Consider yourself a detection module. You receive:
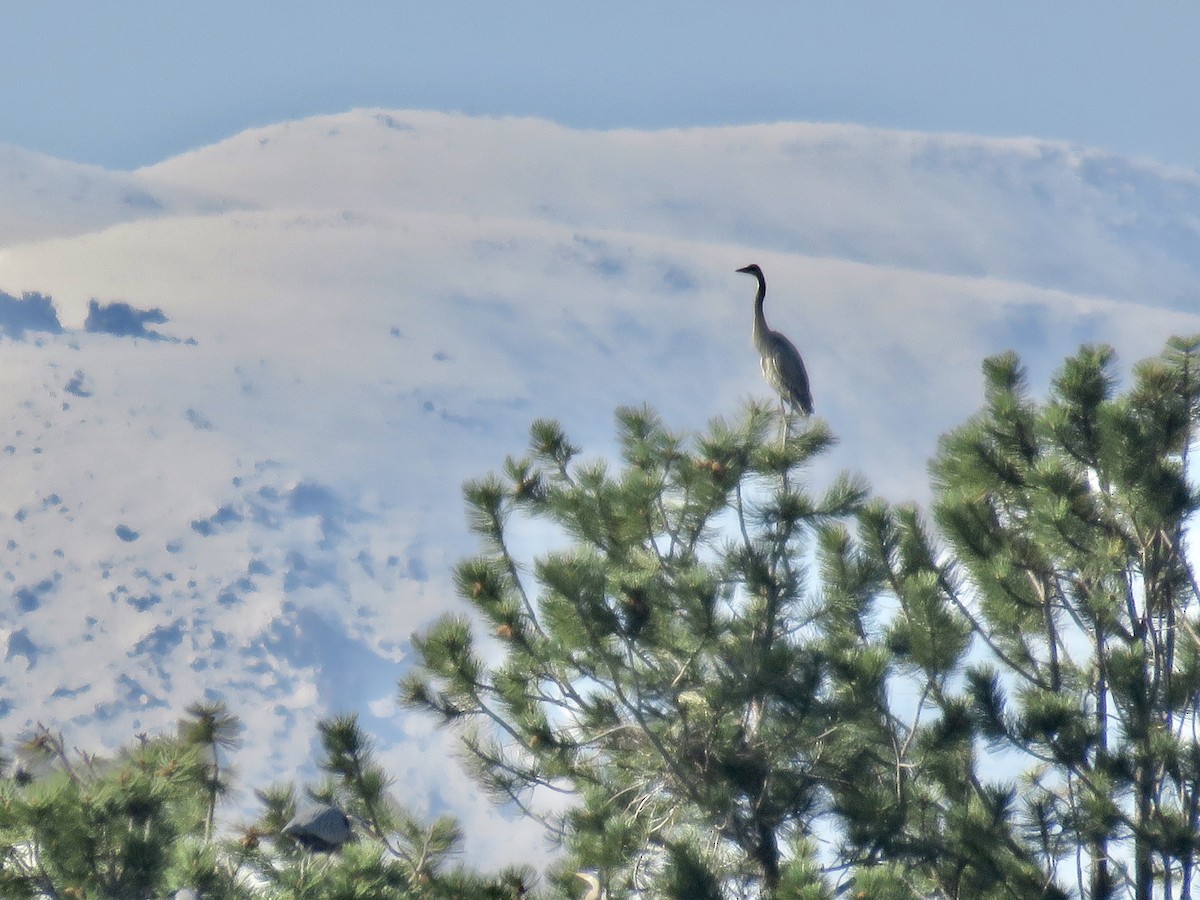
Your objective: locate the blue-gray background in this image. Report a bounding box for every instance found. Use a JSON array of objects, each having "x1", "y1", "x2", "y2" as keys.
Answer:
[{"x1": 5, "y1": 2, "x2": 1198, "y2": 170}]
